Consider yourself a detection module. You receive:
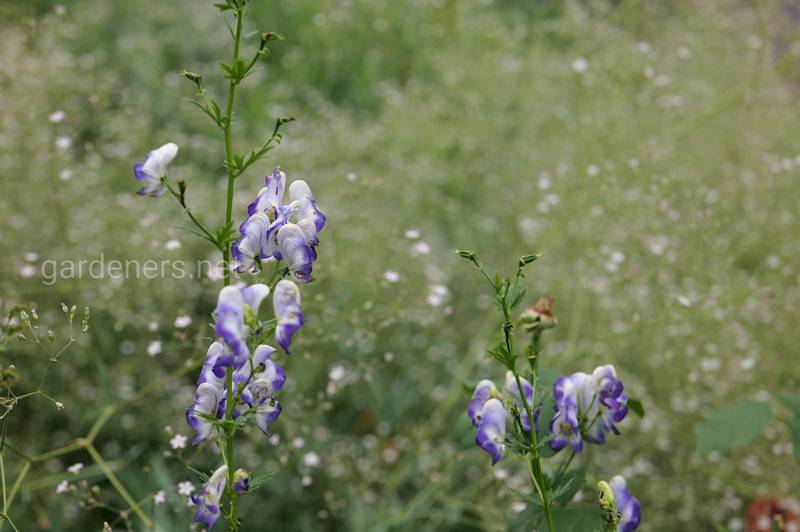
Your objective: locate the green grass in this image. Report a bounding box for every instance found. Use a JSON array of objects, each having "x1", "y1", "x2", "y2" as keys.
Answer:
[{"x1": 1, "y1": 0, "x2": 799, "y2": 530}]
